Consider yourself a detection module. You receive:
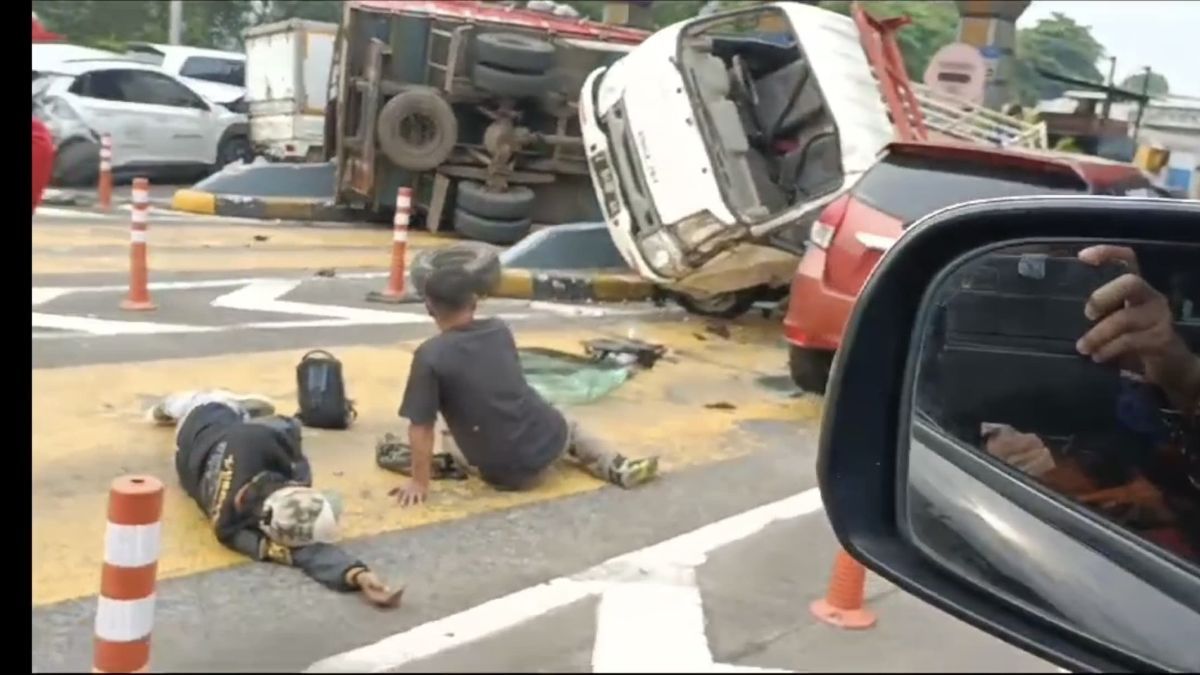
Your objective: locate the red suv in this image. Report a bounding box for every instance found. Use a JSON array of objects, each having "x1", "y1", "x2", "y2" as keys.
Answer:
[{"x1": 783, "y1": 141, "x2": 1163, "y2": 392}]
